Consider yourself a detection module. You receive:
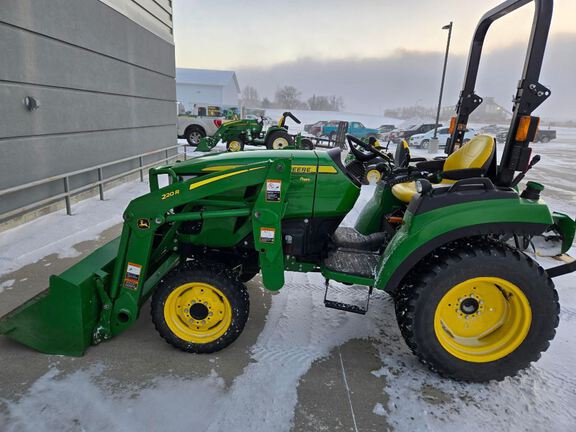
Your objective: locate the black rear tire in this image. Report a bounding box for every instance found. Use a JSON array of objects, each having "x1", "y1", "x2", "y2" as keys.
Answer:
[
  {"x1": 395, "y1": 239, "x2": 559, "y2": 382},
  {"x1": 265, "y1": 130, "x2": 294, "y2": 150},
  {"x1": 151, "y1": 262, "x2": 249, "y2": 353}
]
